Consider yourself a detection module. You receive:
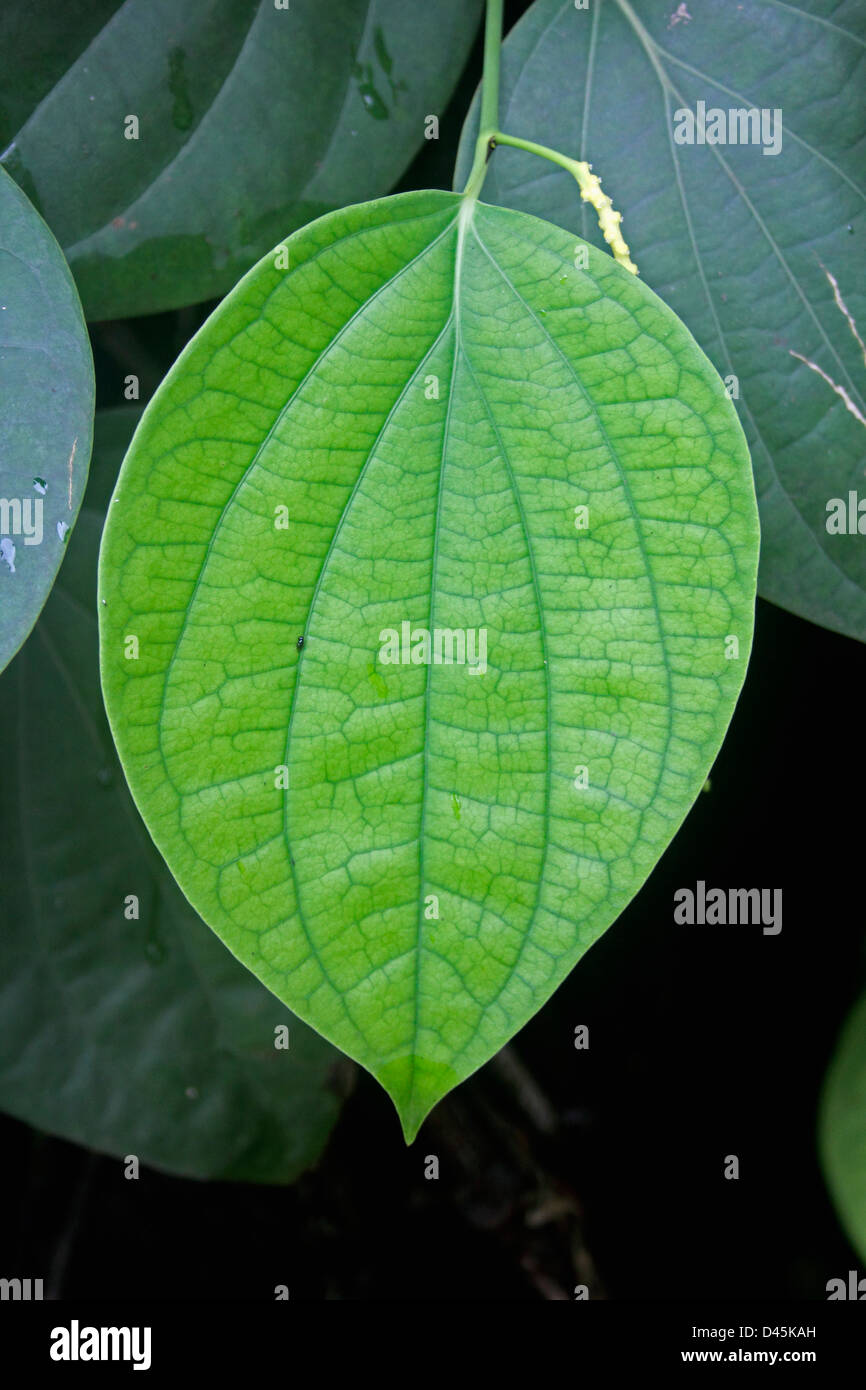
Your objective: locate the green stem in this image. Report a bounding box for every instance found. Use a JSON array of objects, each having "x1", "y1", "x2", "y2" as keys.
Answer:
[
  {"x1": 461, "y1": 0, "x2": 503, "y2": 202},
  {"x1": 479, "y1": 0, "x2": 503, "y2": 137},
  {"x1": 492, "y1": 132, "x2": 582, "y2": 178},
  {"x1": 459, "y1": 3, "x2": 638, "y2": 275}
]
